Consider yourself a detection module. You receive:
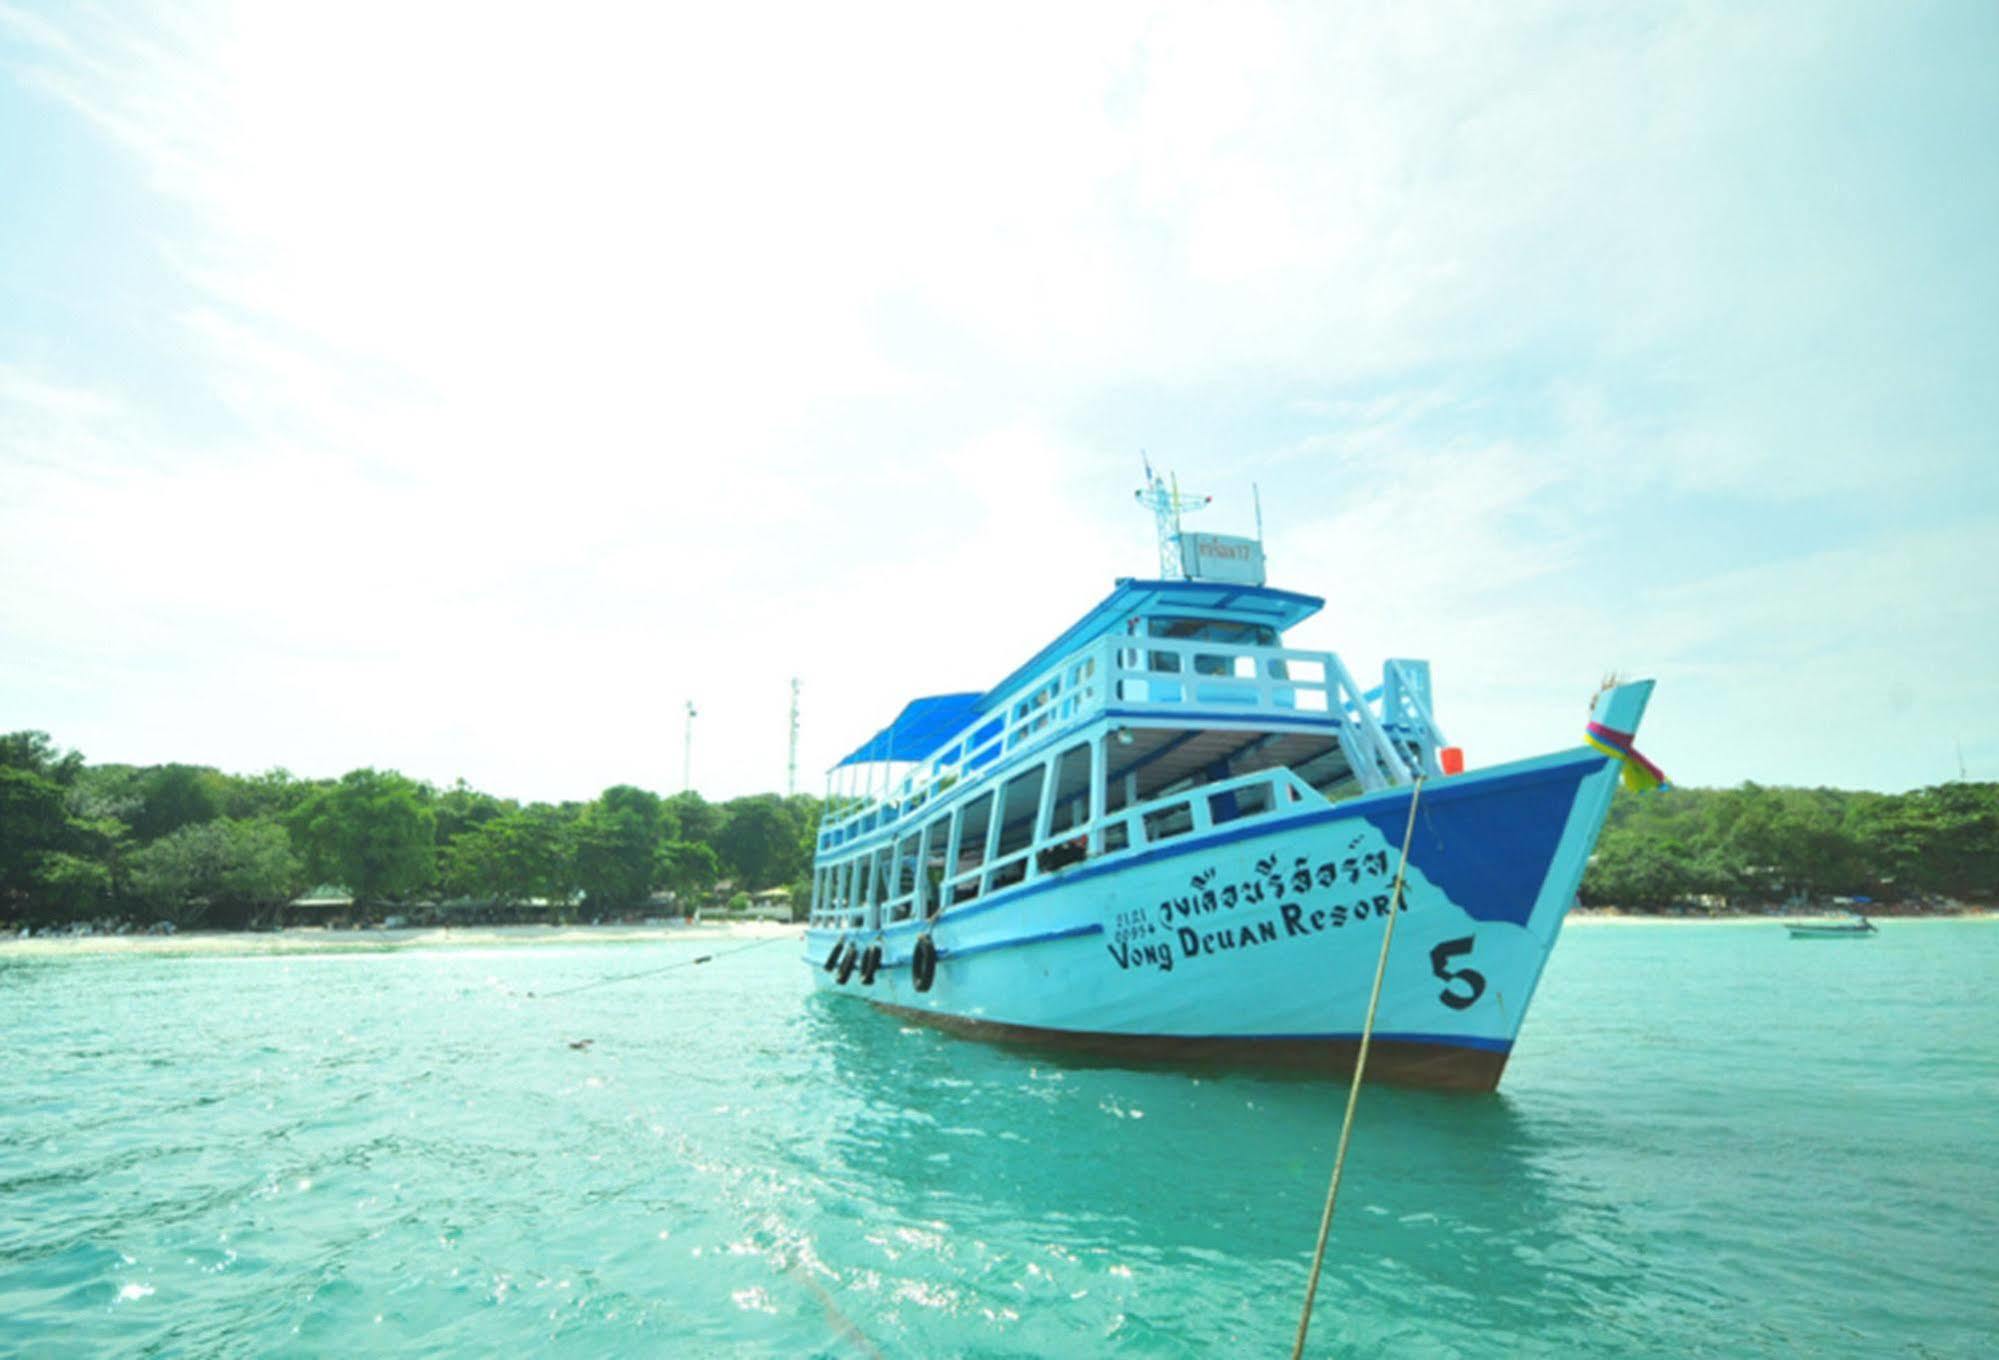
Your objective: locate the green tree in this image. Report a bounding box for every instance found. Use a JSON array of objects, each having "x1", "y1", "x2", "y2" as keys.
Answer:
[
  {"x1": 715, "y1": 794, "x2": 805, "y2": 889},
  {"x1": 288, "y1": 769, "x2": 438, "y2": 905},
  {"x1": 574, "y1": 785, "x2": 665, "y2": 912},
  {"x1": 71, "y1": 763, "x2": 146, "y2": 827},
  {"x1": 785, "y1": 793, "x2": 825, "y2": 877},
  {"x1": 127, "y1": 764, "x2": 229, "y2": 843},
  {"x1": 1, "y1": 764, "x2": 77, "y2": 912},
  {"x1": 1, "y1": 732, "x2": 109, "y2": 922},
  {"x1": 656, "y1": 839, "x2": 721, "y2": 903},
  {"x1": 222, "y1": 768, "x2": 321, "y2": 821},
  {"x1": 430, "y1": 779, "x2": 511, "y2": 849},
  {"x1": 0, "y1": 731, "x2": 83, "y2": 784},
  {"x1": 444, "y1": 804, "x2": 577, "y2": 906},
  {"x1": 1858, "y1": 783, "x2": 1999, "y2": 898},
  {"x1": 32, "y1": 852, "x2": 115, "y2": 922},
  {"x1": 665, "y1": 791, "x2": 721, "y2": 847},
  {"x1": 1582, "y1": 832, "x2": 1698, "y2": 909},
  {"x1": 126, "y1": 818, "x2": 303, "y2": 928}
]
